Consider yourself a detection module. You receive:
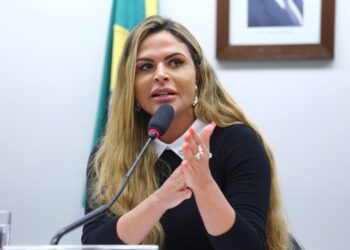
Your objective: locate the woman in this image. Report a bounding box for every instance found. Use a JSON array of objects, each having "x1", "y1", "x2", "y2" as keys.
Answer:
[{"x1": 82, "y1": 16, "x2": 291, "y2": 250}]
